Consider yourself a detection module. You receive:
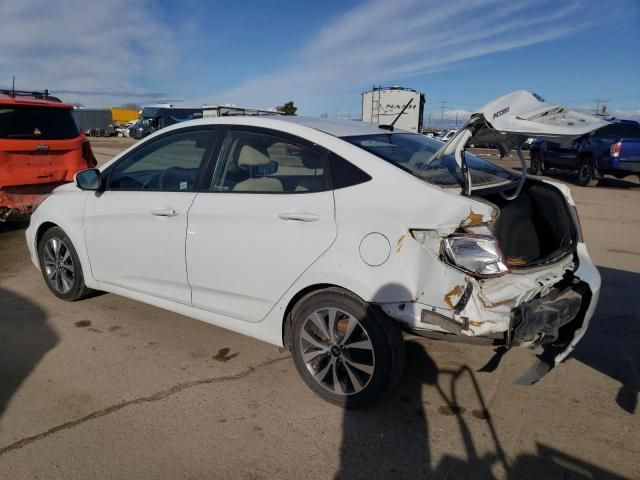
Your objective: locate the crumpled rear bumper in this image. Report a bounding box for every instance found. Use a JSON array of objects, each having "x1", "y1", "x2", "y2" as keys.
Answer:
[{"x1": 380, "y1": 242, "x2": 600, "y2": 370}]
